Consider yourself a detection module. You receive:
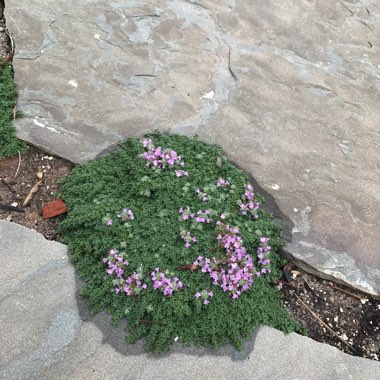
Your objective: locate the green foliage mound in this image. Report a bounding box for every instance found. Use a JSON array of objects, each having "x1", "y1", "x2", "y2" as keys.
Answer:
[
  {"x1": 58, "y1": 133, "x2": 303, "y2": 353},
  {"x1": 0, "y1": 64, "x2": 26, "y2": 158}
]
